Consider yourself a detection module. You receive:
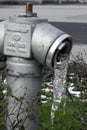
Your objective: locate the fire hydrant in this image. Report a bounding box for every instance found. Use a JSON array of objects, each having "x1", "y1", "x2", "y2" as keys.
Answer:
[{"x1": 0, "y1": 3, "x2": 72, "y2": 130}]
